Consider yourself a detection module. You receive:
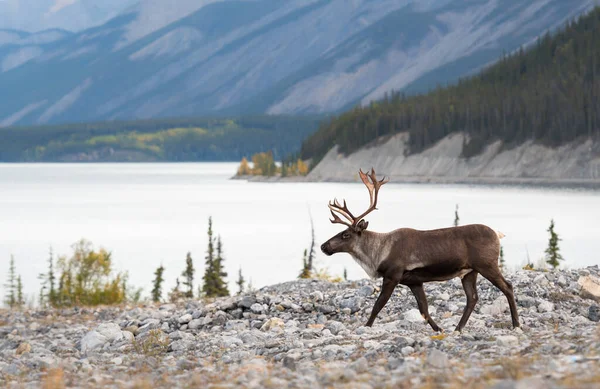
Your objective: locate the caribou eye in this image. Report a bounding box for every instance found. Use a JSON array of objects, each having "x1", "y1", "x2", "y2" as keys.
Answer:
[{"x1": 342, "y1": 232, "x2": 350, "y2": 239}]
